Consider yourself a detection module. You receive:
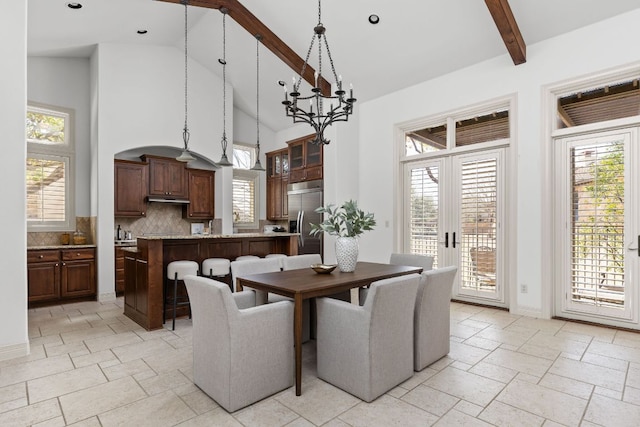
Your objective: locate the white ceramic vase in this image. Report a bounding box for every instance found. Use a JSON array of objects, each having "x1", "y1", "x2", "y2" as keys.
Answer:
[{"x1": 335, "y1": 236, "x2": 359, "y2": 272}]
